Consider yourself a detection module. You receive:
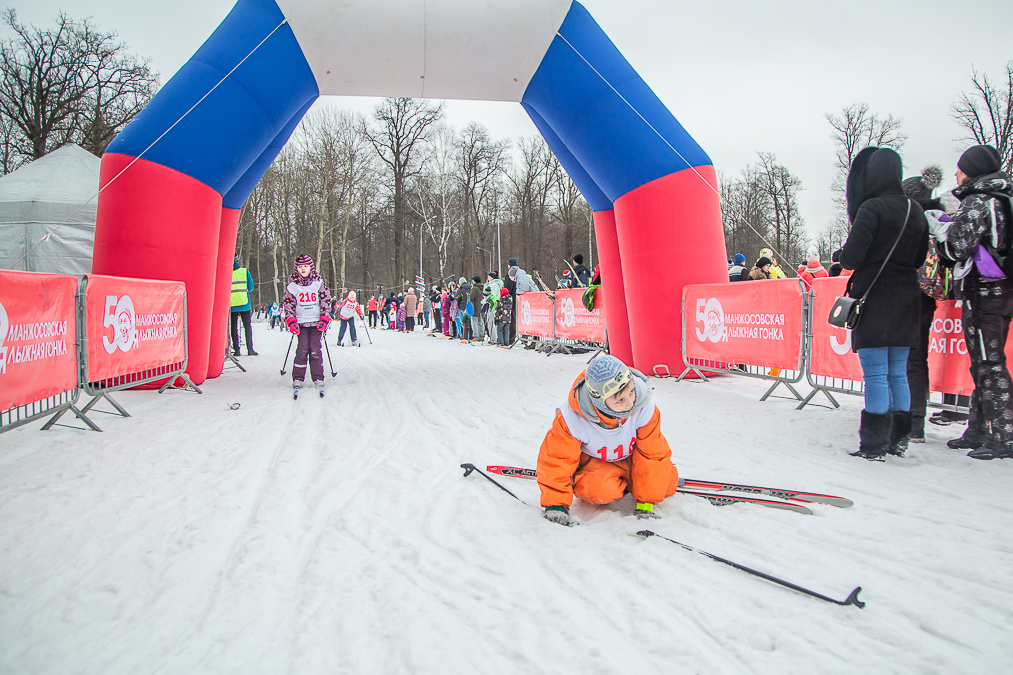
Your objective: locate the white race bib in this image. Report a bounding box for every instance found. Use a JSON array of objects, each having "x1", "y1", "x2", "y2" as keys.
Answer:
[{"x1": 288, "y1": 279, "x2": 323, "y2": 324}]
